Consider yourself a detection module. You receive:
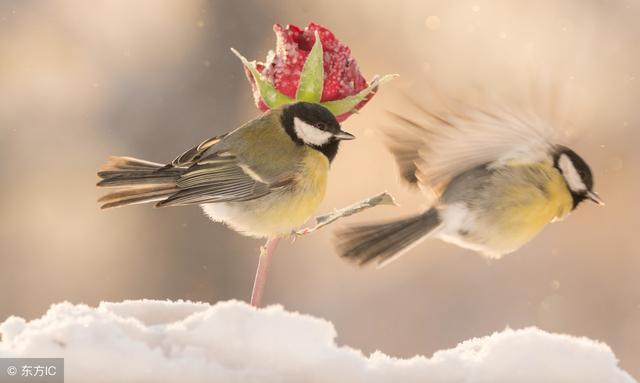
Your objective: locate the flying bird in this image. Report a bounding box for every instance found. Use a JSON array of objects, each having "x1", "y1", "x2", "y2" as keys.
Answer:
[{"x1": 335, "y1": 93, "x2": 603, "y2": 267}]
